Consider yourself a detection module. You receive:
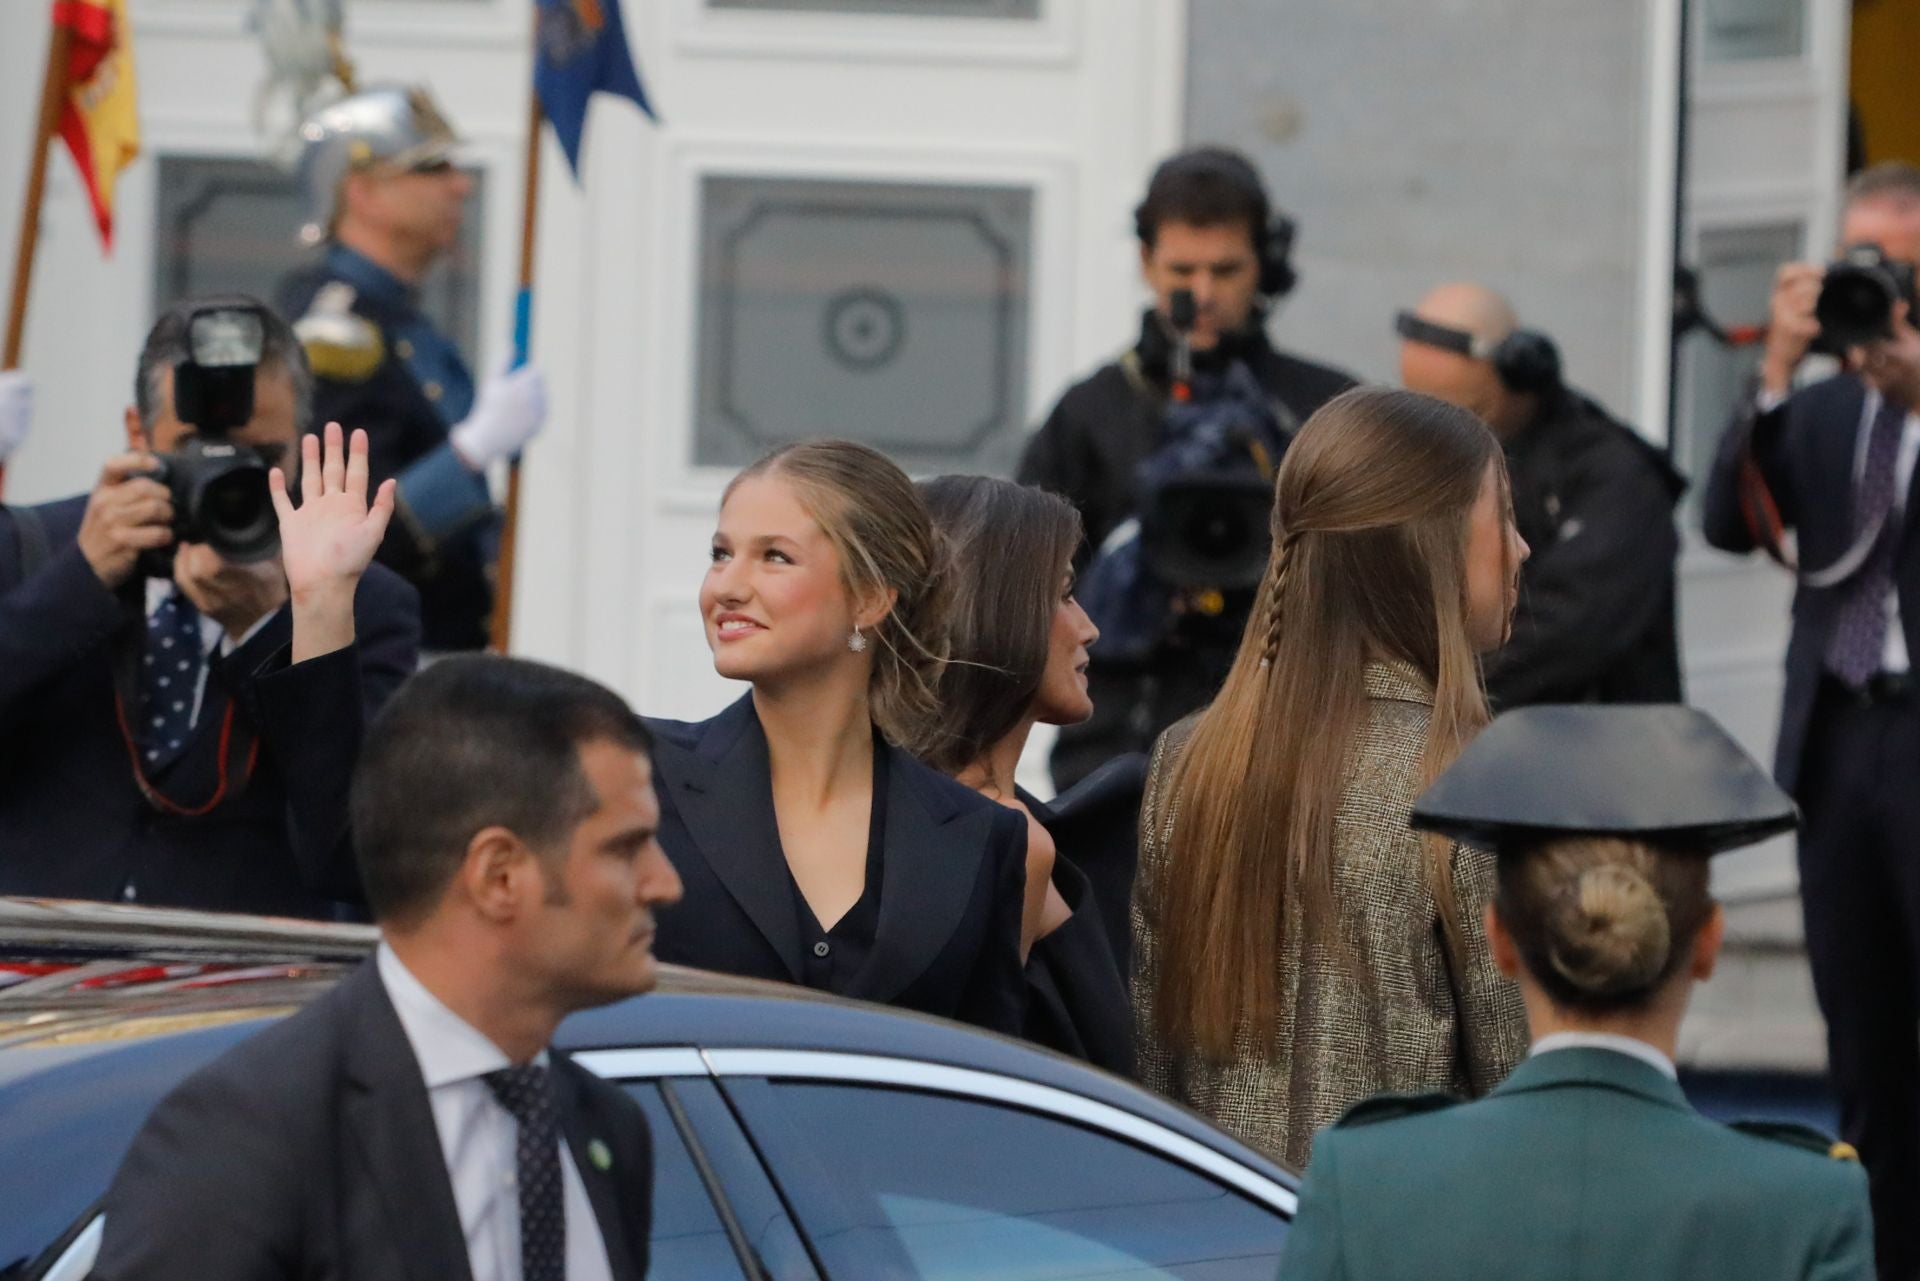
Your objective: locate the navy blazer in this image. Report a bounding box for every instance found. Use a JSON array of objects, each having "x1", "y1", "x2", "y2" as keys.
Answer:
[
  {"x1": 647, "y1": 694, "x2": 1028, "y2": 1035},
  {"x1": 1702, "y1": 374, "x2": 1920, "y2": 792},
  {"x1": 96, "y1": 961, "x2": 653, "y2": 1281},
  {"x1": 0, "y1": 495, "x2": 420, "y2": 915}
]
